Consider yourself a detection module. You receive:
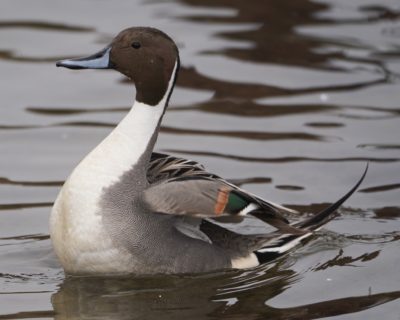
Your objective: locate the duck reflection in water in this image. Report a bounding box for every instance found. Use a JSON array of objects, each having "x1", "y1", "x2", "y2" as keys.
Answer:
[{"x1": 49, "y1": 259, "x2": 400, "y2": 320}]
